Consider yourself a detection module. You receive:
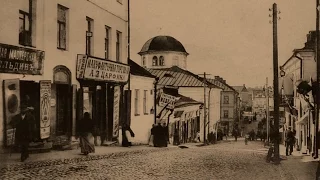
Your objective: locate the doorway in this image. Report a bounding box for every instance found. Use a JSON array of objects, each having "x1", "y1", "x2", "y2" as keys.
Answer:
[
  {"x1": 56, "y1": 84, "x2": 72, "y2": 136},
  {"x1": 20, "y1": 81, "x2": 40, "y2": 140}
]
